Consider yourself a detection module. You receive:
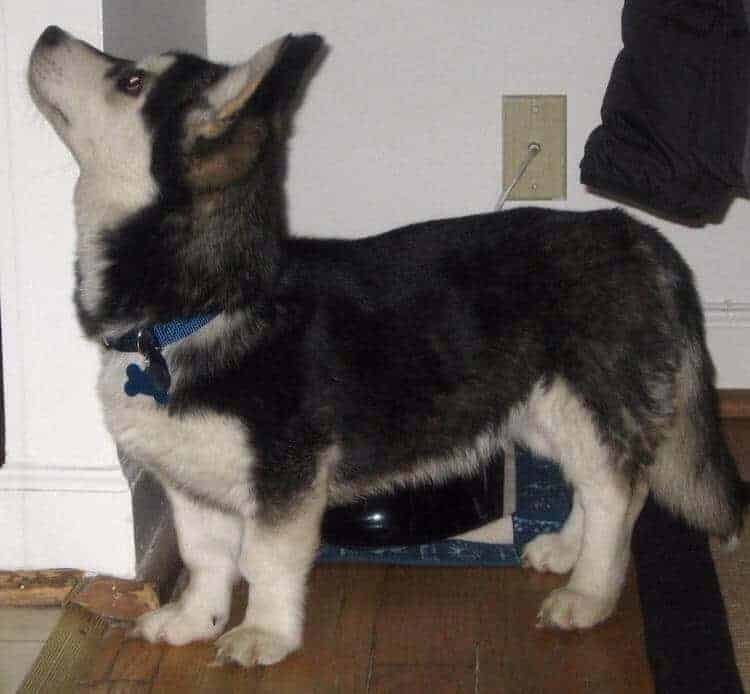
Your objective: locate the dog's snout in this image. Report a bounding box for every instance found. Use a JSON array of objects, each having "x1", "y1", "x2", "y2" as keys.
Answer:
[{"x1": 39, "y1": 25, "x2": 66, "y2": 47}]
